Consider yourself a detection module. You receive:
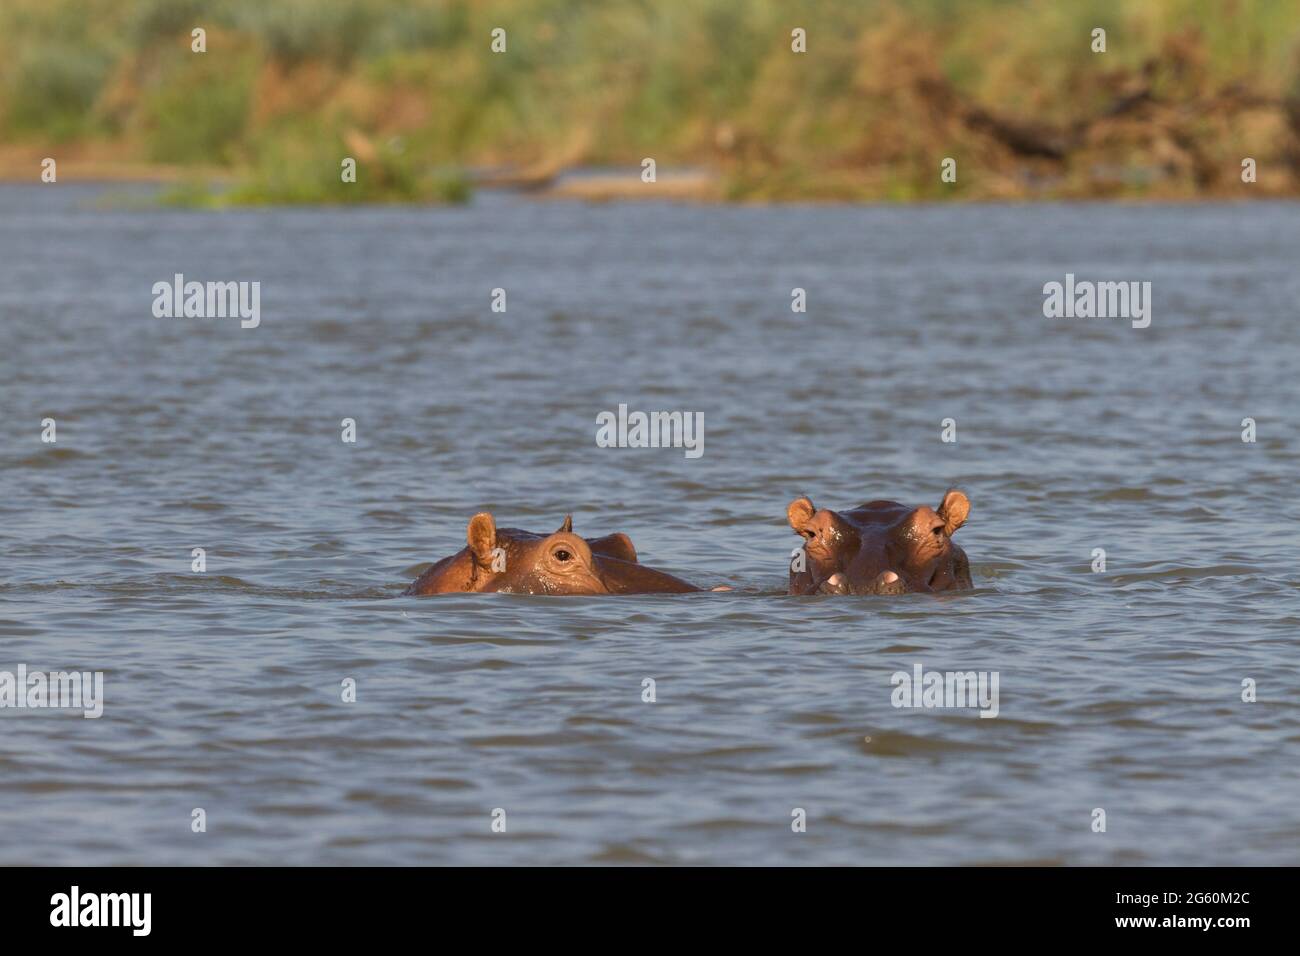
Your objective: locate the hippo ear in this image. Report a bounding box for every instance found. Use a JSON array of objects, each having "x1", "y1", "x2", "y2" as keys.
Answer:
[
  {"x1": 938, "y1": 490, "x2": 970, "y2": 535},
  {"x1": 787, "y1": 496, "x2": 816, "y2": 534},
  {"x1": 467, "y1": 512, "x2": 498, "y2": 563},
  {"x1": 588, "y1": 532, "x2": 637, "y2": 563},
  {"x1": 557, "y1": 515, "x2": 573, "y2": 534}
]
